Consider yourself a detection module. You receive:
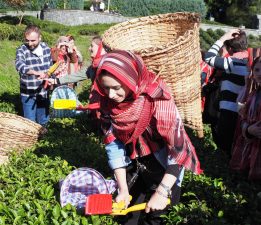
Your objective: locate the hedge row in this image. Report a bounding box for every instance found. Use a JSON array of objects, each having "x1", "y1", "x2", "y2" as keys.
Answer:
[
  {"x1": 0, "y1": 15, "x2": 113, "y2": 41},
  {"x1": 111, "y1": 0, "x2": 207, "y2": 18},
  {"x1": 0, "y1": 23, "x2": 55, "y2": 45},
  {"x1": 1, "y1": 15, "x2": 261, "y2": 51}
]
